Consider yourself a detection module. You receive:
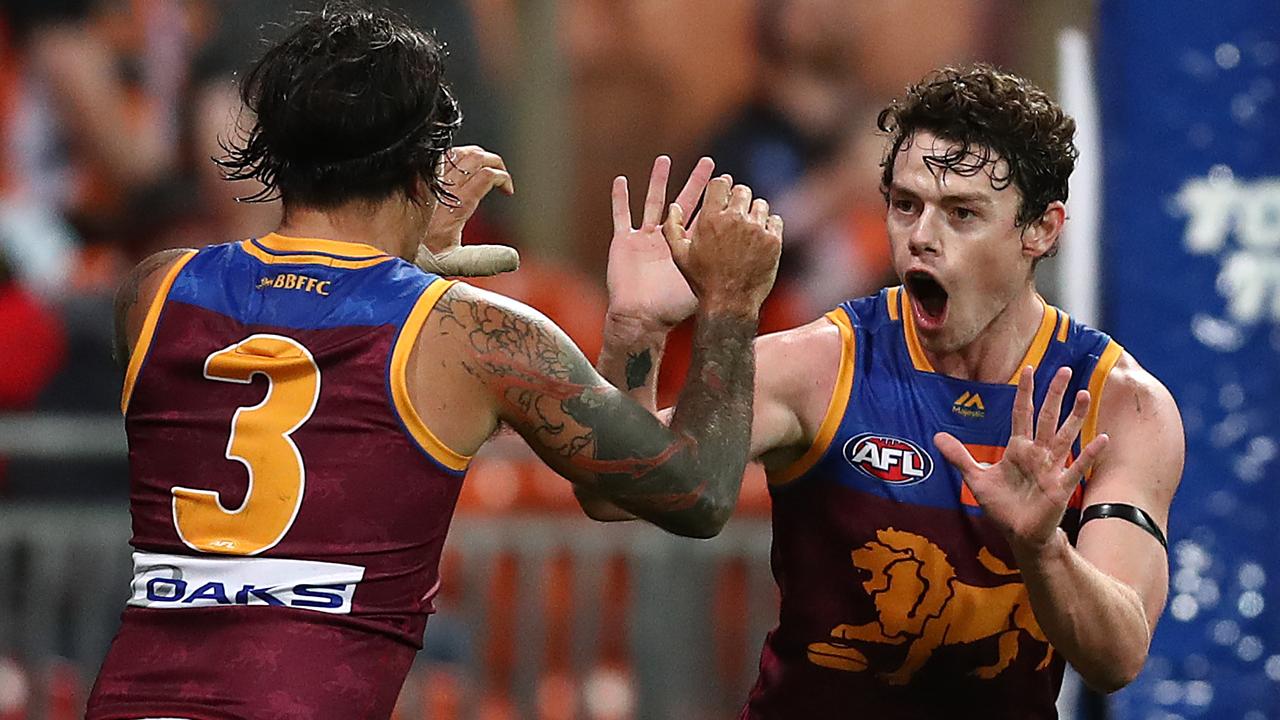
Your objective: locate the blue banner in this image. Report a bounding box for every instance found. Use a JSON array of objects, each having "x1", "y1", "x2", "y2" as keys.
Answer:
[{"x1": 1099, "y1": 1, "x2": 1280, "y2": 717}]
